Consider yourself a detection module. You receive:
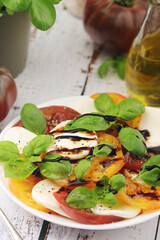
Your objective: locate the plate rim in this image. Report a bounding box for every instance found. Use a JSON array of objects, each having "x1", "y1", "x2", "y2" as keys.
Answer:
[{"x1": 0, "y1": 95, "x2": 160, "y2": 230}]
